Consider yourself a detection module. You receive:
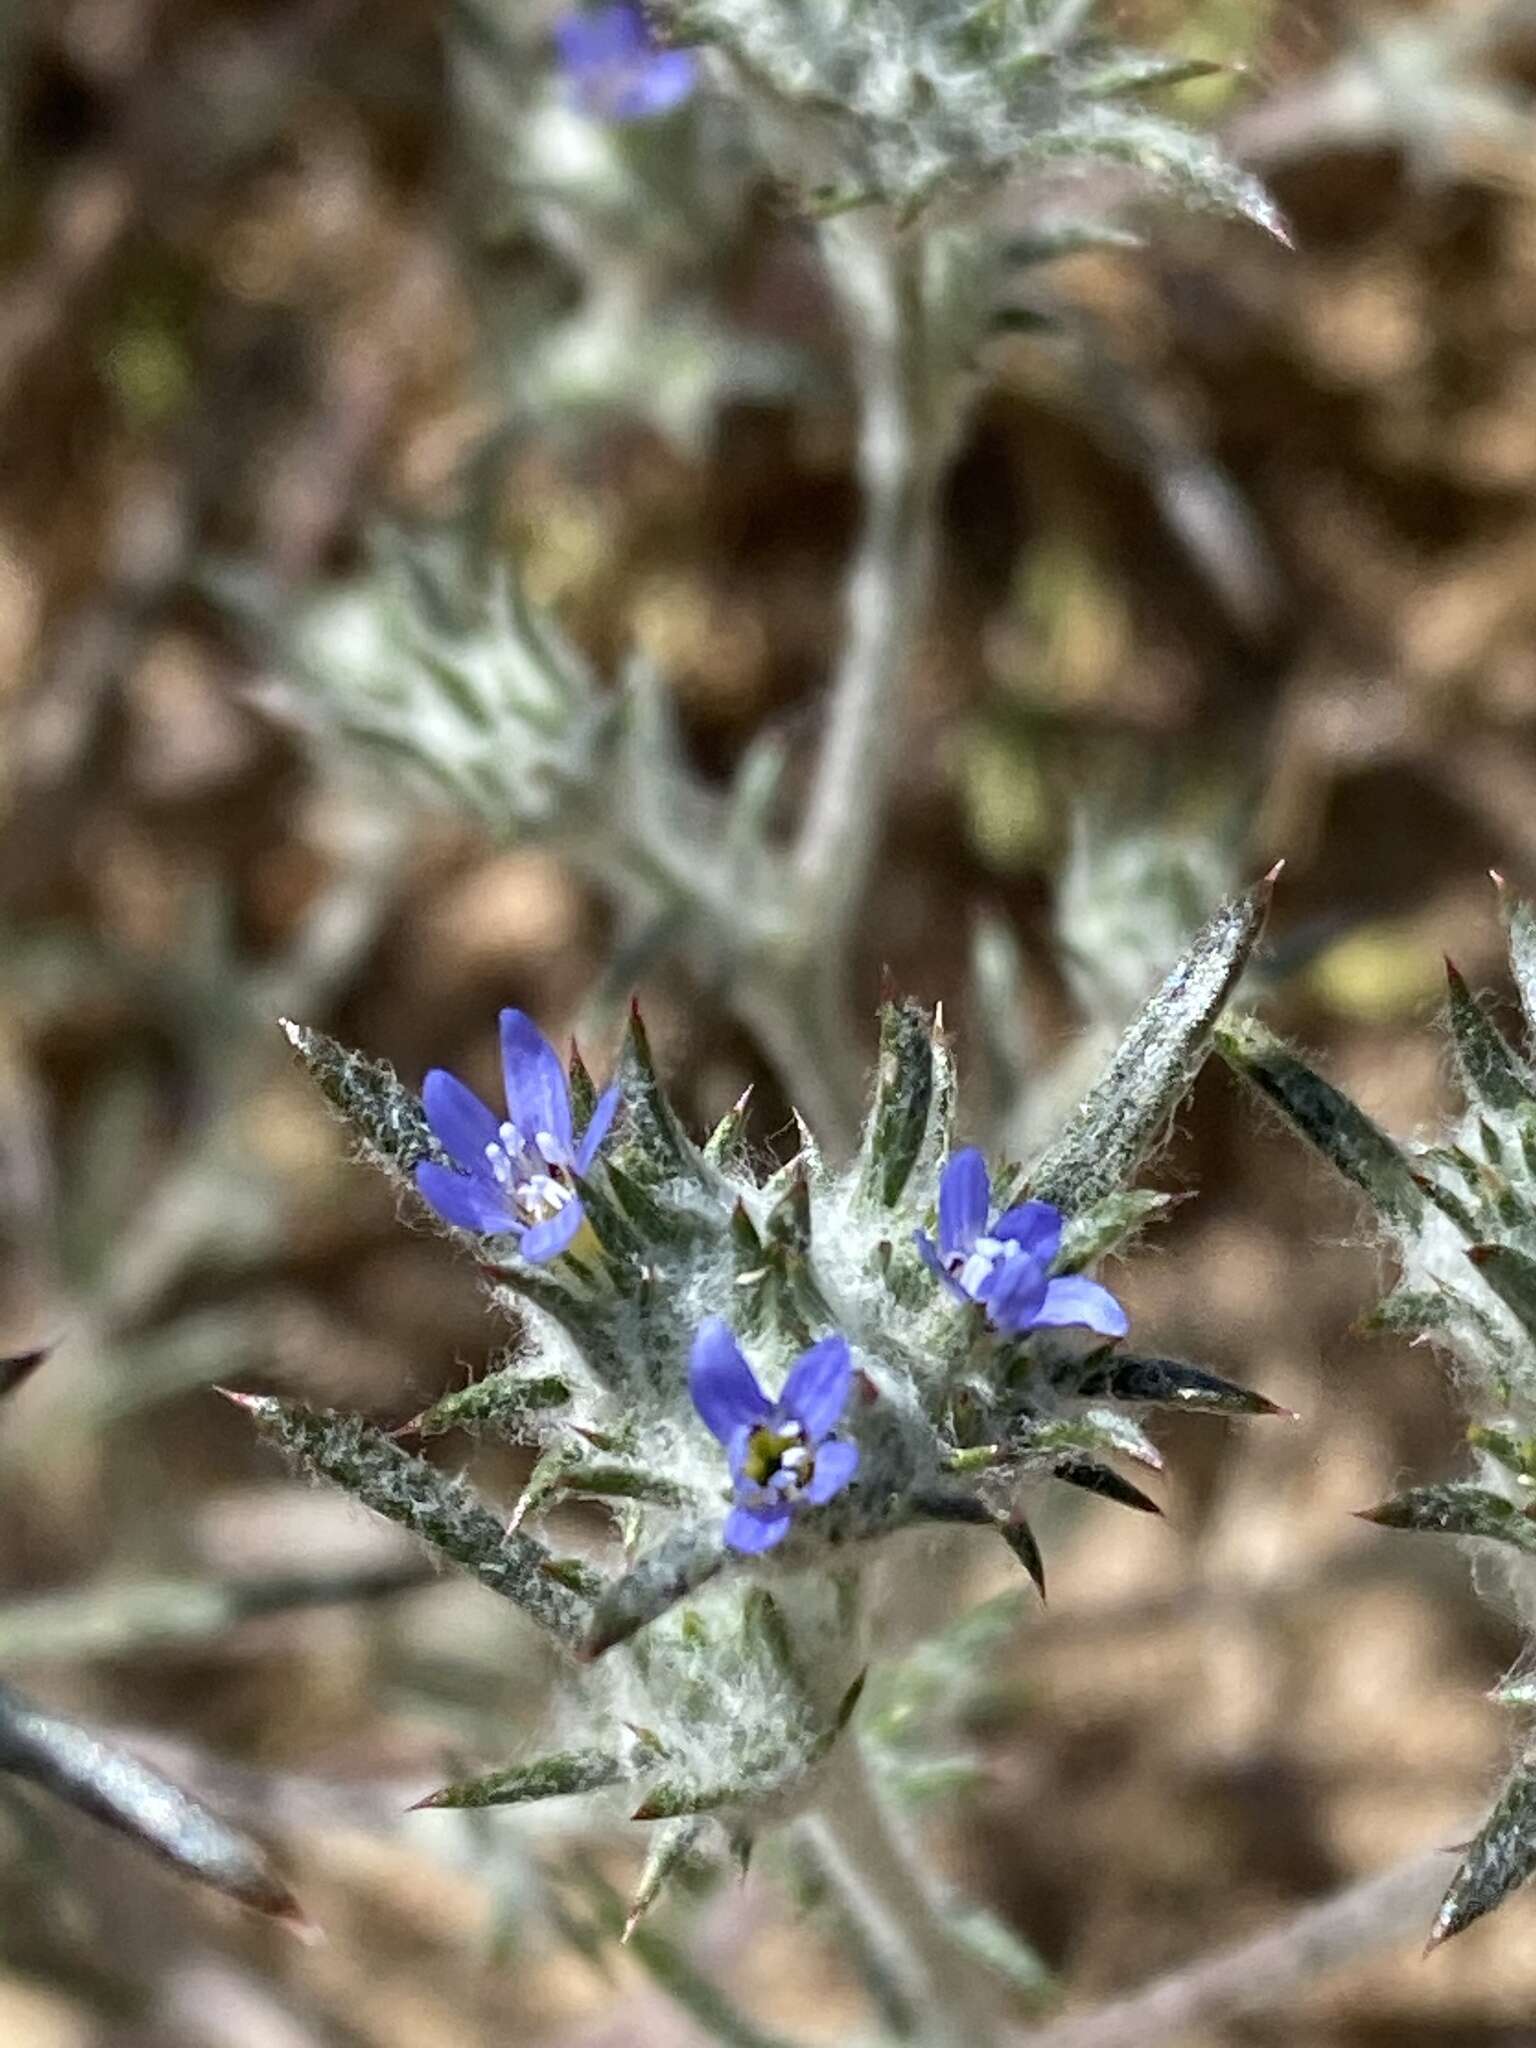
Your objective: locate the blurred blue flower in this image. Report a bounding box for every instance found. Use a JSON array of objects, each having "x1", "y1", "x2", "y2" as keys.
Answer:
[
  {"x1": 916, "y1": 1148, "x2": 1128, "y2": 1341},
  {"x1": 415, "y1": 1009, "x2": 619, "y2": 1260},
  {"x1": 552, "y1": 4, "x2": 698, "y2": 122},
  {"x1": 689, "y1": 1320, "x2": 860, "y2": 1554}
]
